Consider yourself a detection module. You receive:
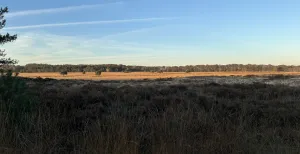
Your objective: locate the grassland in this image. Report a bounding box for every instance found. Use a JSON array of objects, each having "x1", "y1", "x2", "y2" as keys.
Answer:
[{"x1": 19, "y1": 71, "x2": 300, "y2": 80}]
